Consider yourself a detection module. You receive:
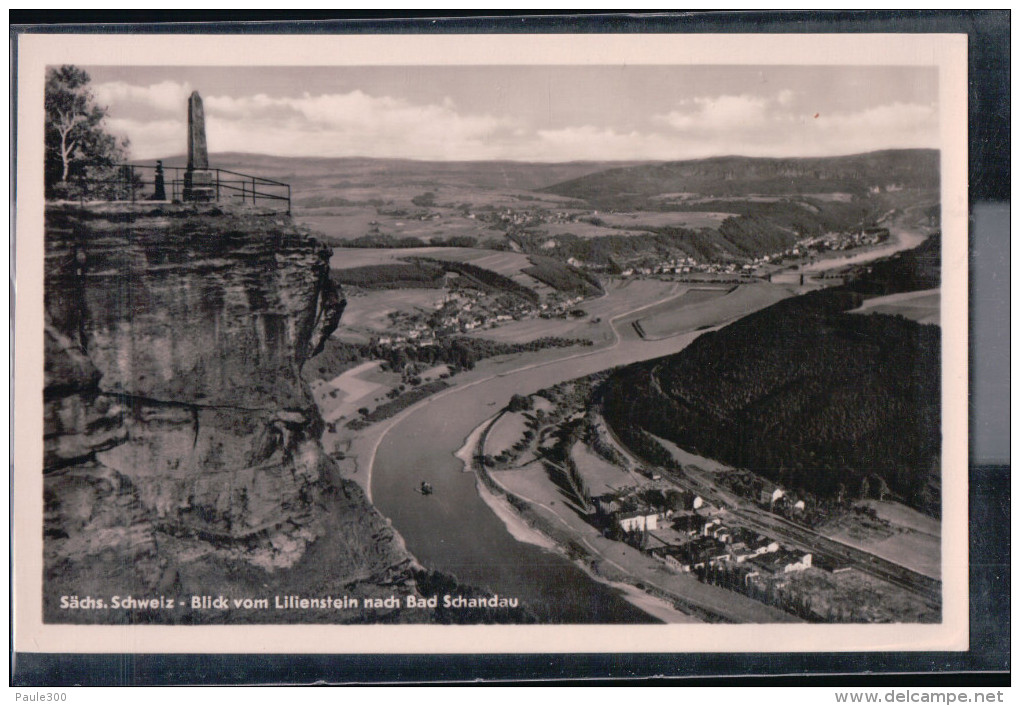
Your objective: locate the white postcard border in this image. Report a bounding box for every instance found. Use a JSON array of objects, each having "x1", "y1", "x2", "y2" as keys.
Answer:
[{"x1": 14, "y1": 31, "x2": 969, "y2": 654}]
